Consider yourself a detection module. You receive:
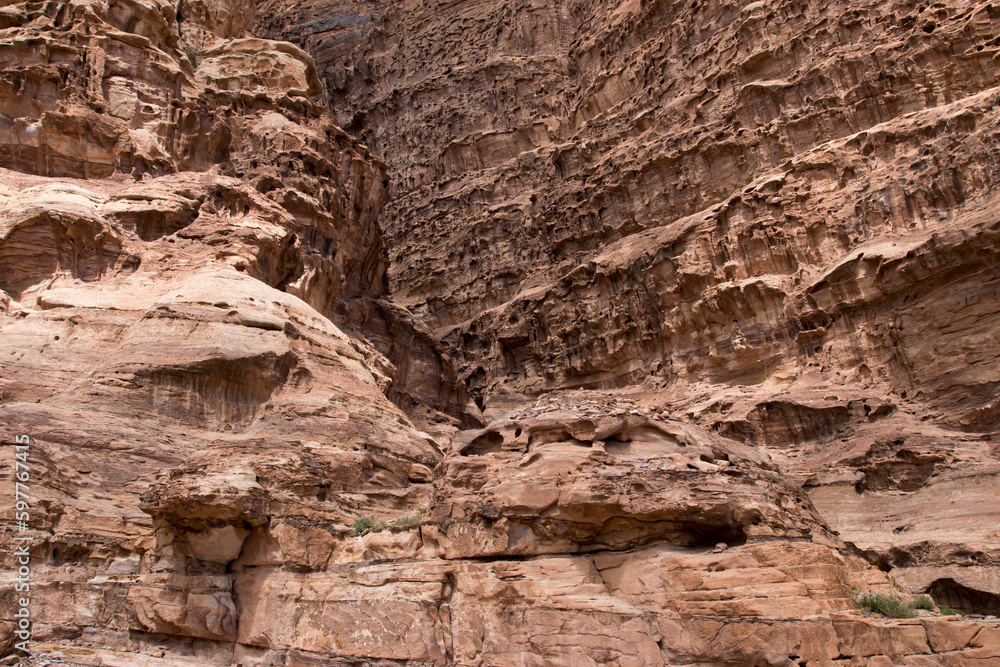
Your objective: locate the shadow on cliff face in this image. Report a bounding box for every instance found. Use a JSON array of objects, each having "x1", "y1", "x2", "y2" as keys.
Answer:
[
  {"x1": 854, "y1": 445, "x2": 945, "y2": 493},
  {"x1": 0, "y1": 197, "x2": 130, "y2": 300},
  {"x1": 926, "y1": 578, "x2": 1000, "y2": 615},
  {"x1": 437, "y1": 409, "x2": 832, "y2": 558},
  {"x1": 140, "y1": 353, "x2": 298, "y2": 430},
  {"x1": 715, "y1": 400, "x2": 852, "y2": 447}
]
